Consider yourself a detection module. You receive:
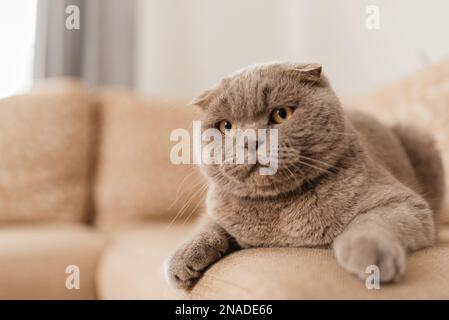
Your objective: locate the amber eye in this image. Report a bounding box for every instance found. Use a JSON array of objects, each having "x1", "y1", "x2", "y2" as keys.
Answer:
[
  {"x1": 270, "y1": 106, "x2": 294, "y2": 124},
  {"x1": 218, "y1": 120, "x2": 234, "y2": 133}
]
